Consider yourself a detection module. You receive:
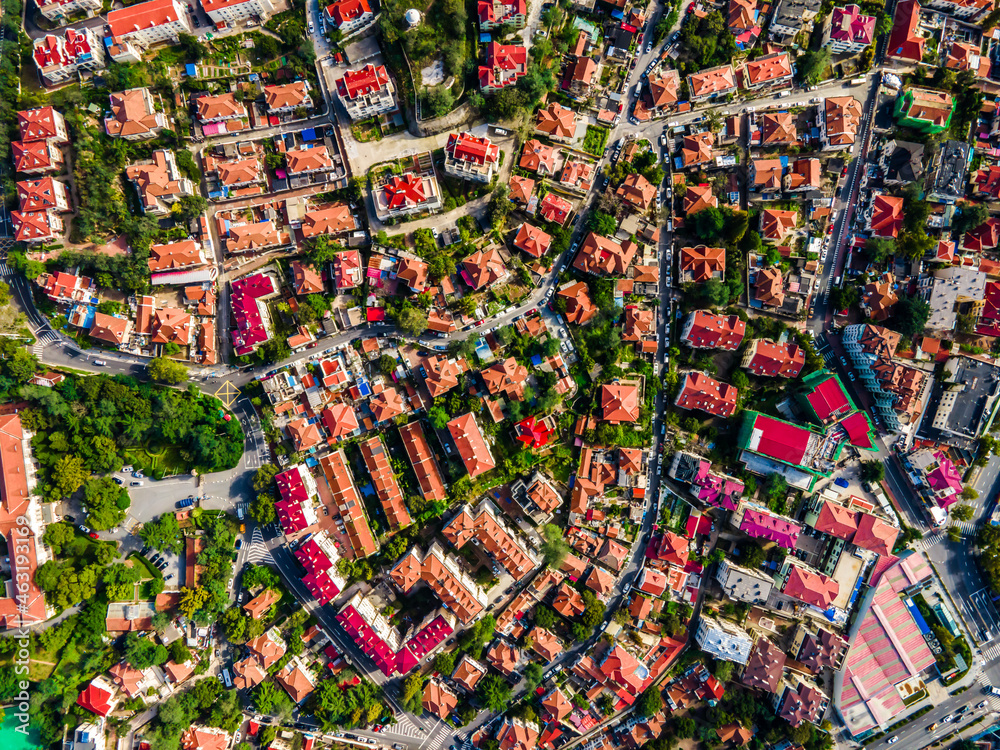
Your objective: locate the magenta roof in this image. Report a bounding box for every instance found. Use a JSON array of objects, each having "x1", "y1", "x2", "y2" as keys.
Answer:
[
  {"x1": 806, "y1": 375, "x2": 852, "y2": 422},
  {"x1": 829, "y1": 4, "x2": 875, "y2": 46},
  {"x1": 740, "y1": 508, "x2": 800, "y2": 550},
  {"x1": 696, "y1": 473, "x2": 743, "y2": 511},
  {"x1": 926, "y1": 452, "x2": 962, "y2": 502},
  {"x1": 748, "y1": 413, "x2": 812, "y2": 465},
  {"x1": 840, "y1": 411, "x2": 874, "y2": 449},
  {"x1": 295, "y1": 538, "x2": 334, "y2": 575},
  {"x1": 276, "y1": 498, "x2": 309, "y2": 534},
  {"x1": 302, "y1": 570, "x2": 340, "y2": 605},
  {"x1": 336, "y1": 605, "x2": 397, "y2": 676}
]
